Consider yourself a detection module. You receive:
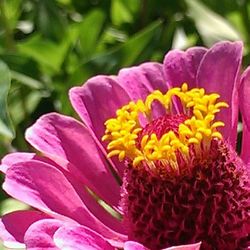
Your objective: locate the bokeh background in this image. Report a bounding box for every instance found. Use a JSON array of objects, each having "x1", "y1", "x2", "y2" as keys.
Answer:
[{"x1": 0, "y1": 0, "x2": 249, "y2": 247}]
